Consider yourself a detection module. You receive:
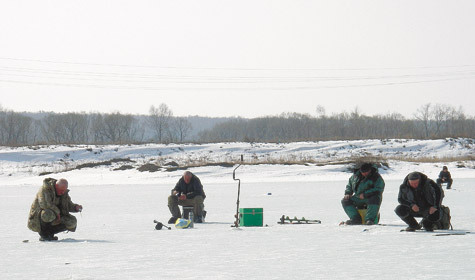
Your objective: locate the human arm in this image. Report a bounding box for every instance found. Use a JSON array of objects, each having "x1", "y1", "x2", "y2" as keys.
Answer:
[
  {"x1": 344, "y1": 176, "x2": 354, "y2": 198},
  {"x1": 398, "y1": 184, "x2": 414, "y2": 207},
  {"x1": 362, "y1": 176, "x2": 385, "y2": 198},
  {"x1": 172, "y1": 179, "x2": 184, "y2": 196},
  {"x1": 428, "y1": 181, "x2": 442, "y2": 207},
  {"x1": 60, "y1": 192, "x2": 82, "y2": 213}
]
